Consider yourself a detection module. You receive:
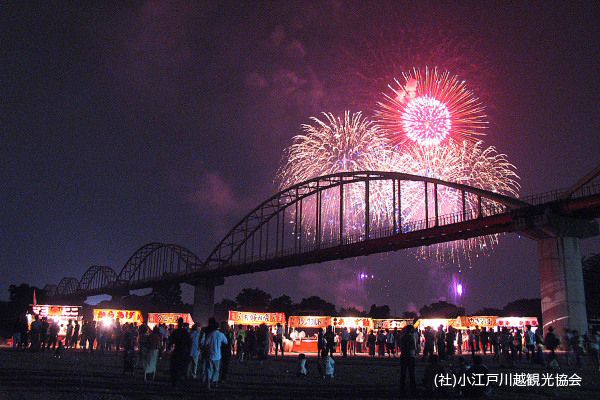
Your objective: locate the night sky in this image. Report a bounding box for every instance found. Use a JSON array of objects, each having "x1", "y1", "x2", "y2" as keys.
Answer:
[{"x1": 3, "y1": 1, "x2": 600, "y2": 314}]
